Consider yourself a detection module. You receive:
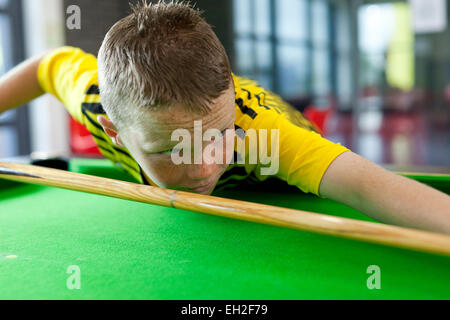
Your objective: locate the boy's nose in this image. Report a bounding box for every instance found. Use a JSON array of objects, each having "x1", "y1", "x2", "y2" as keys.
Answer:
[
  {"x1": 188, "y1": 149, "x2": 218, "y2": 180},
  {"x1": 189, "y1": 159, "x2": 217, "y2": 180}
]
